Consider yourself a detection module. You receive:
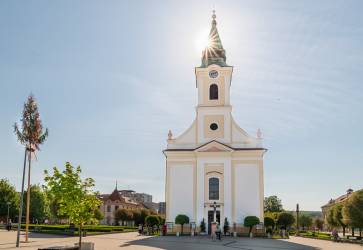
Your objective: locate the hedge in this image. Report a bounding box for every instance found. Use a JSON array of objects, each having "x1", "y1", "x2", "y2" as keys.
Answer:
[{"x1": 19, "y1": 224, "x2": 137, "y2": 233}]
